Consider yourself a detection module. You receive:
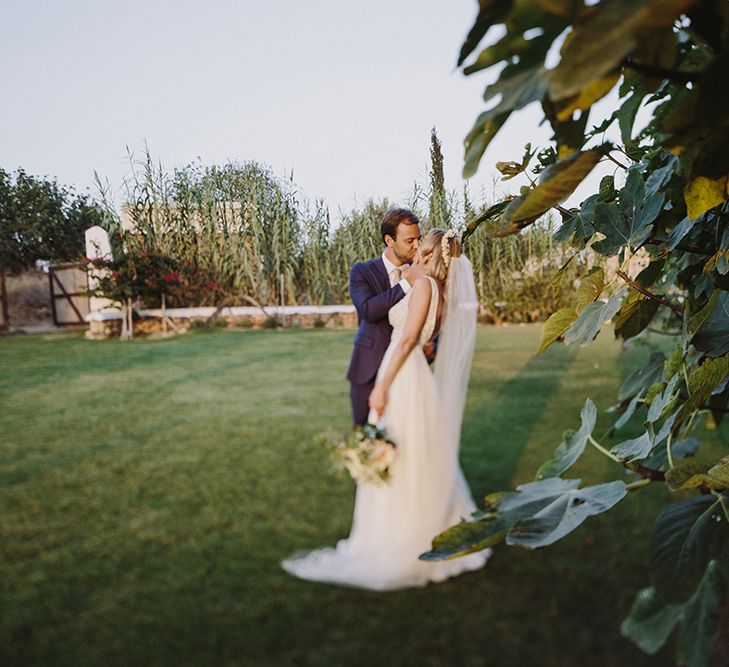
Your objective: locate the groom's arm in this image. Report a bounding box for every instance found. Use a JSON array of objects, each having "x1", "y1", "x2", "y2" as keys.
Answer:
[{"x1": 349, "y1": 262, "x2": 406, "y2": 323}]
